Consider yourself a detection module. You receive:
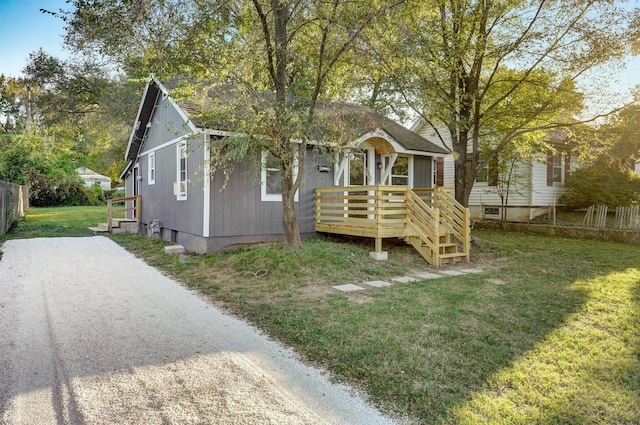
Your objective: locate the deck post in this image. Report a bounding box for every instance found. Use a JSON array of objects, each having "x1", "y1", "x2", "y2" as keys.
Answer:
[
  {"x1": 107, "y1": 199, "x2": 113, "y2": 233},
  {"x1": 375, "y1": 237, "x2": 382, "y2": 252},
  {"x1": 369, "y1": 186, "x2": 388, "y2": 260}
]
